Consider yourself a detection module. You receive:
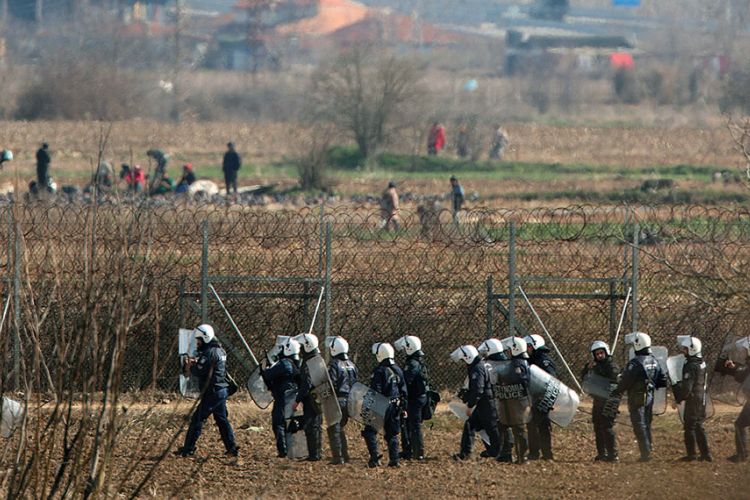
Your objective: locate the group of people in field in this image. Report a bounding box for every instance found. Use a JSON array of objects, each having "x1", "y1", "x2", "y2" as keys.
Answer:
[
  {"x1": 10, "y1": 141, "x2": 243, "y2": 199},
  {"x1": 177, "y1": 324, "x2": 750, "y2": 467},
  {"x1": 427, "y1": 122, "x2": 509, "y2": 161}
]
